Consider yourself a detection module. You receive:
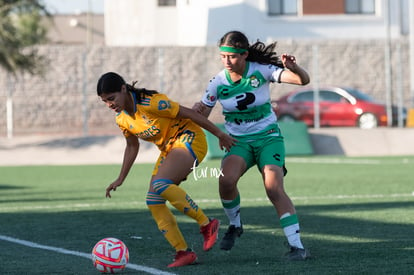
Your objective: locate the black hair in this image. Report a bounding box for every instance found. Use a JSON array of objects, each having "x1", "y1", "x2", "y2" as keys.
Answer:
[
  {"x1": 96, "y1": 72, "x2": 158, "y2": 102},
  {"x1": 218, "y1": 30, "x2": 283, "y2": 67}
]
